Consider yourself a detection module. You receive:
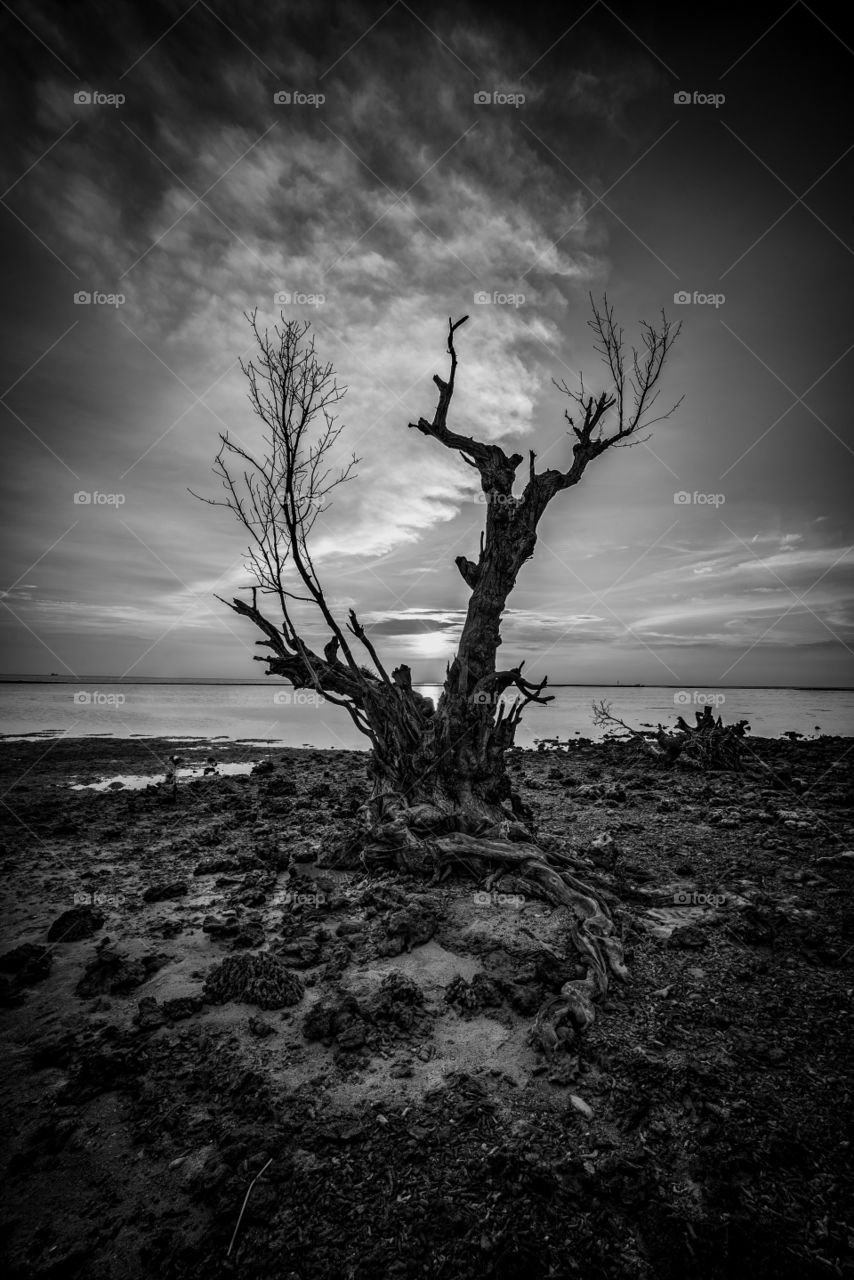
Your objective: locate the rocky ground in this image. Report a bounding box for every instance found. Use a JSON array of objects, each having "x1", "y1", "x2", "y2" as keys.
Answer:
[{"x1": 1, "y1": 732, "x2": 853, "y2": 1279}]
